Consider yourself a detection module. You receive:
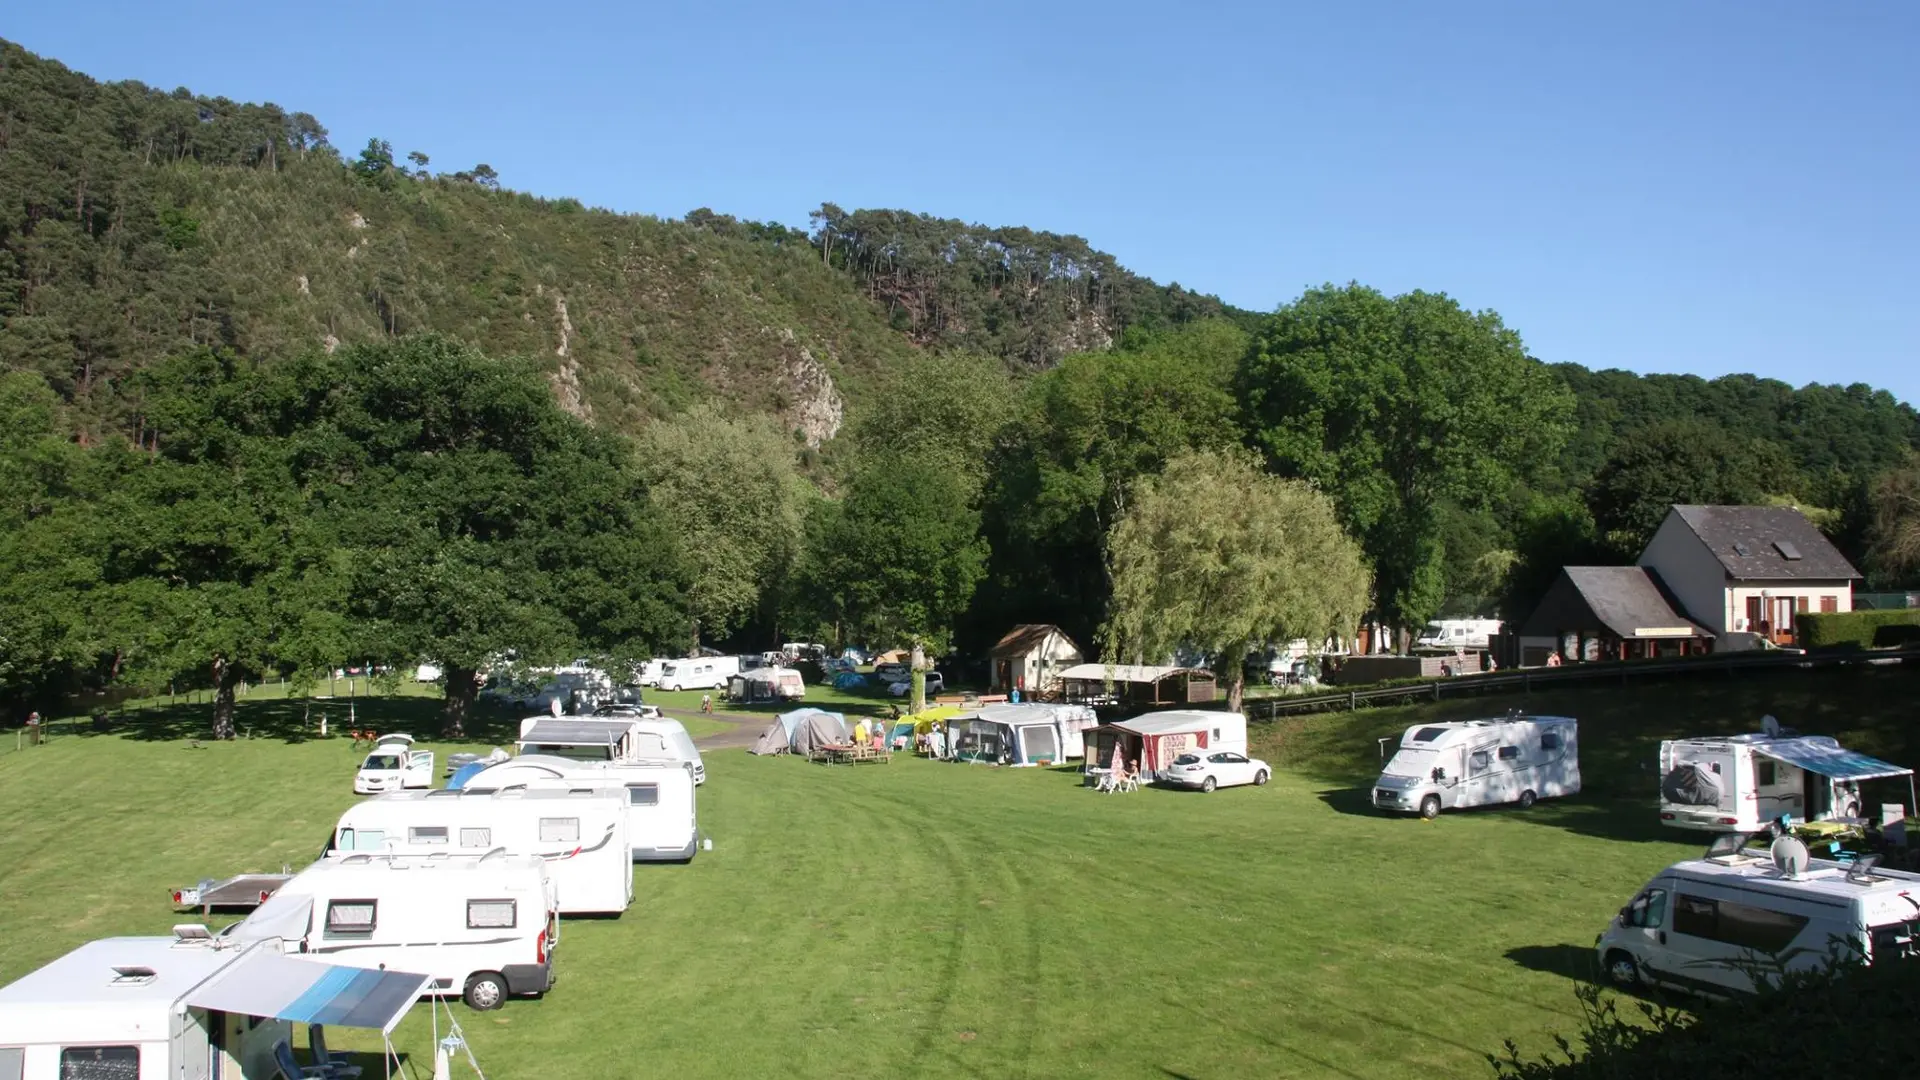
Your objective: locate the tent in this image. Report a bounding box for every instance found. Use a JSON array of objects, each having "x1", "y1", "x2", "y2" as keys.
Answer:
[
  {"x1": 873, "y1": 649, "x2": 910, "y2": 665},
  {"x1": 749, "y1": 707, "x2": 846, "y2": 755},
  {"x1": 953, "y1": 703, "x2": 1098, "y2": 767},
  {"x1": 1086, "y1": 710, "x2": 1248, "y2": 776},
  {"x1": 832, "y1": 671, "x2": 868, "y2": 691}
]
